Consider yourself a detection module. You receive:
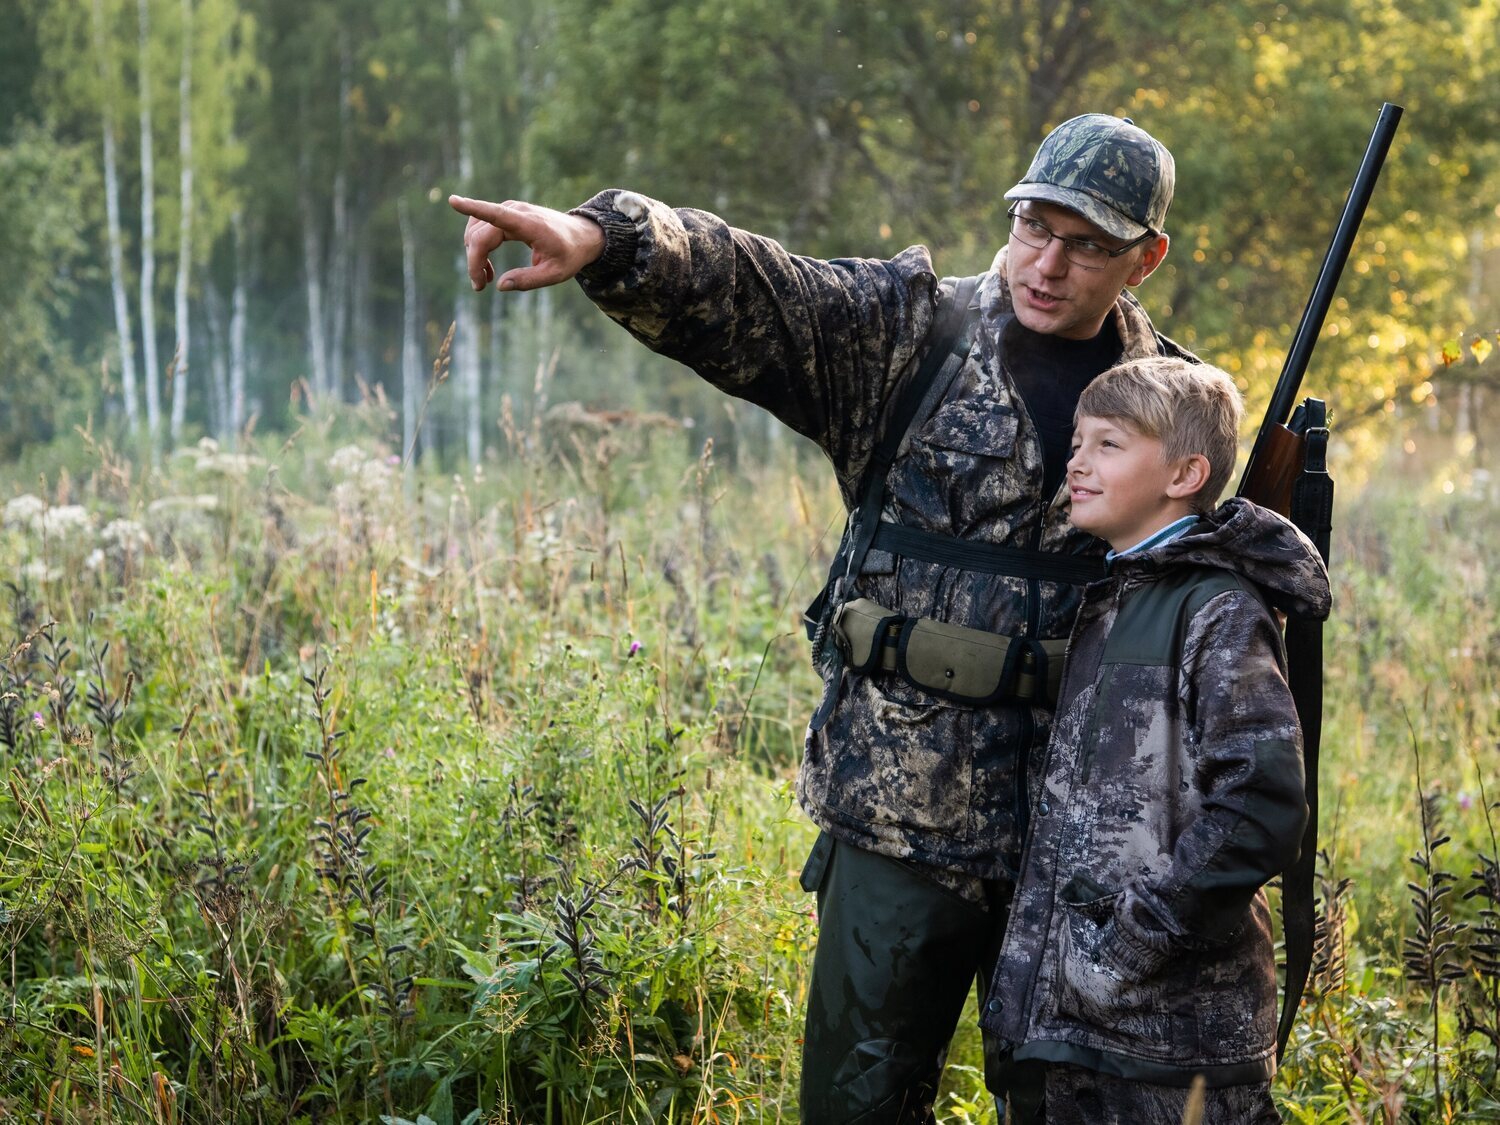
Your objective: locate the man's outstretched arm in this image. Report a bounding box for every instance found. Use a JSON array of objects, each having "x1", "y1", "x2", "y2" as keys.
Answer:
[{"x1": 448, "y1": 195, "x2": 605, "y2": 293}]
